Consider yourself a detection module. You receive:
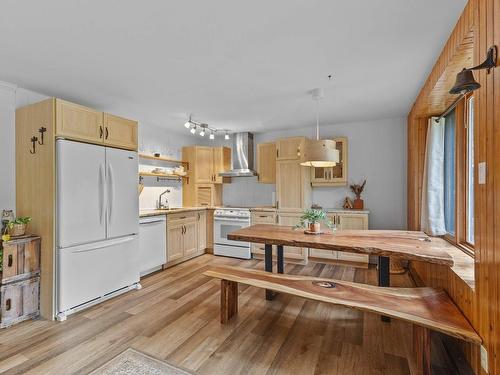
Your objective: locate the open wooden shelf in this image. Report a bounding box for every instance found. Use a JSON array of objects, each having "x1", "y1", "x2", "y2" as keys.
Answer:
[
  {"x1": 138, "y1": 153, "x2": 189, "y2": 168},
  {"x1": 139, "y1": 171, "x2": 188, "y2": 179}
]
